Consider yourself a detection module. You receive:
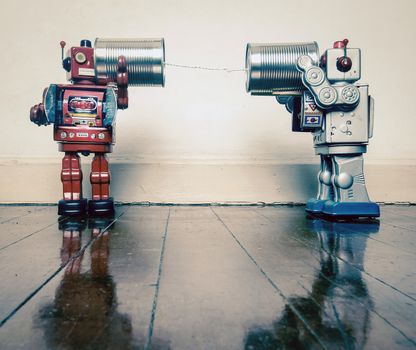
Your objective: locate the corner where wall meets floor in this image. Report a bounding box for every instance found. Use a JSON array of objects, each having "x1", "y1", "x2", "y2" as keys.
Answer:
[{"x1": 0, "y1": 160, "x2": 414, "y2": 204}]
